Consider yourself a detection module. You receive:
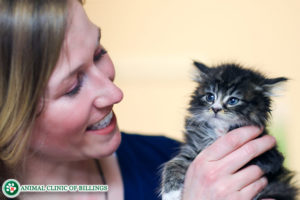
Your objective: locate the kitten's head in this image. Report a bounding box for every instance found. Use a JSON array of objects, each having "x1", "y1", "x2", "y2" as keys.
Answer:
[{"x1": 188, "y1": 61, "x2": 287, "y2": 128}]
